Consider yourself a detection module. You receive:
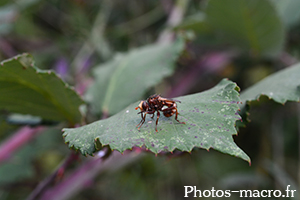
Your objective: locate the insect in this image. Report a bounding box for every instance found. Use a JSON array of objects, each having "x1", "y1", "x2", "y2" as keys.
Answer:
[{"x1": 135, "y1": 94, "x2": 185, "y2": 132}]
